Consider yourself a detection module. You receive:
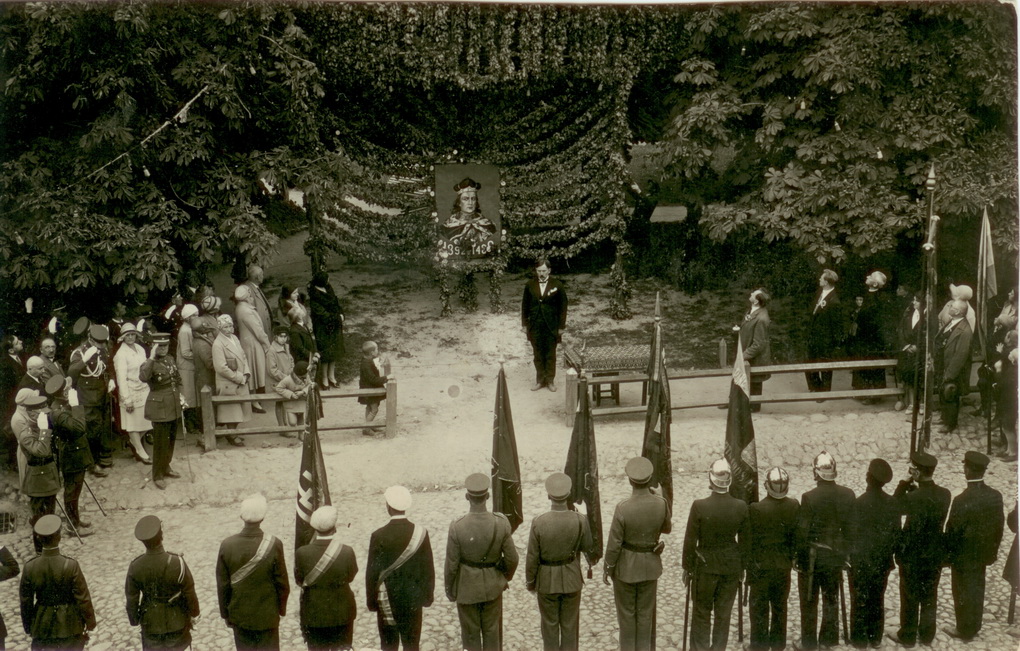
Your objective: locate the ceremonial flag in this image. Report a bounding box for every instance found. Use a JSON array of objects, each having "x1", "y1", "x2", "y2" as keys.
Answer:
[
  {"x1": 295, "y1": 385, "x2": 331, "y2": 551},
  {"x1": 491, "y1": 364, "x2": 523, "y2": 532},
  {"x1": 725, "y1": 339, "x2": 759, "y2": 503},
  {"x1": 641, "y1": 296, "x2": 673, "y2": 513},
  {"x1": 565, "y1": 376, "x2": 603, "y2": 565},
  {"x1": 977, "y1": 206, "x2": 998, "y2": 357}
]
